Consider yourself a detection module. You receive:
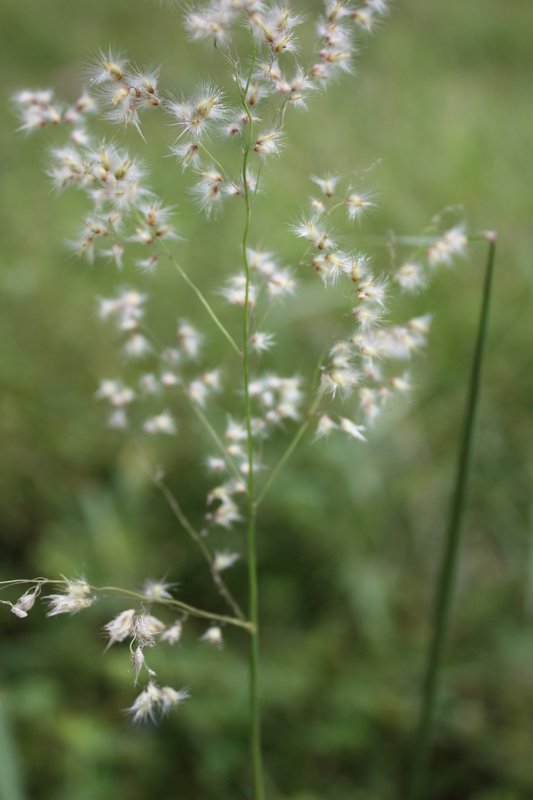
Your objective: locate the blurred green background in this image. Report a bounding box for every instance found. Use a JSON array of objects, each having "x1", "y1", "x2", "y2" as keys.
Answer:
[{"x1": 1, "y1": 0, "x2": 532, "y2": 798}]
